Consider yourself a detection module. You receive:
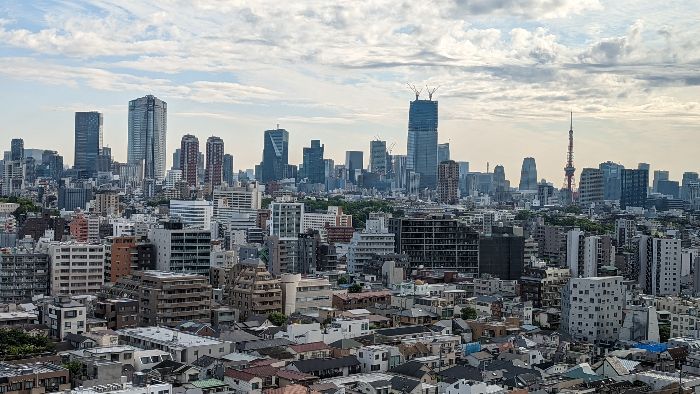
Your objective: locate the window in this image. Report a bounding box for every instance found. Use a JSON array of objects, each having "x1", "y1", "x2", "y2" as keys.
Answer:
[{"x1": 65, "y1": 322, "x2": 71, "y2": 328}]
